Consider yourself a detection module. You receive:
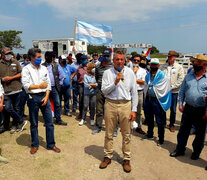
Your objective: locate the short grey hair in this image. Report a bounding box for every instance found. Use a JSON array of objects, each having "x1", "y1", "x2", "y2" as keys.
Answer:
[{"x1": 27, "y1": 48, "x2": 41, "y2": 60}]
